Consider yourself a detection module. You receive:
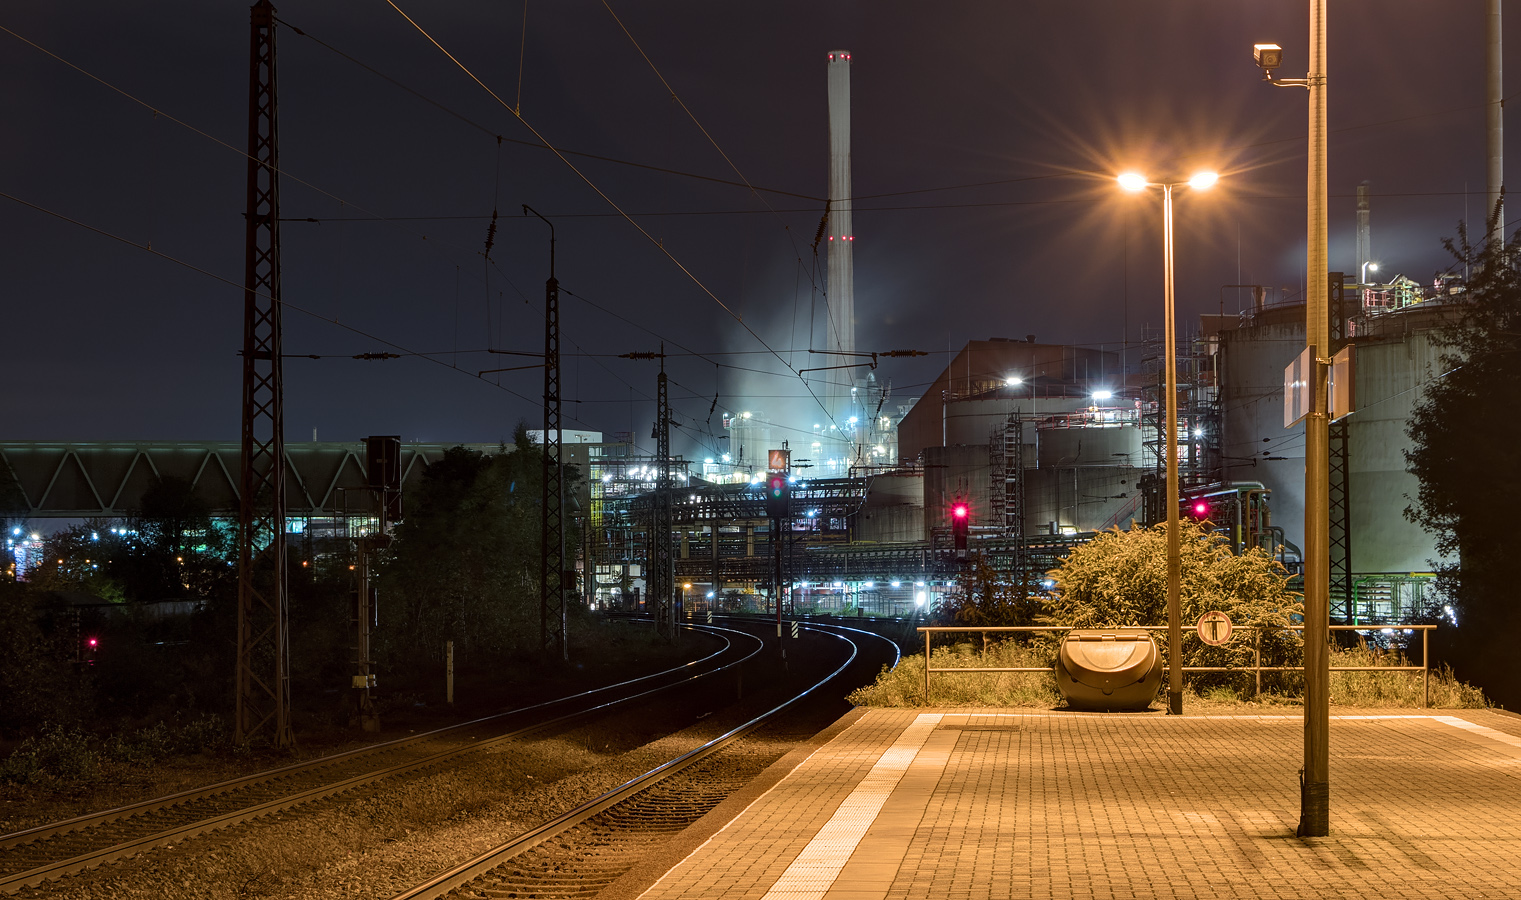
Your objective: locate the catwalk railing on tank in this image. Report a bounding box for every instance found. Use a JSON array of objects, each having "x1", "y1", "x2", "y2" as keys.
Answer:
[
  {"x1": 621, "y1": 476, "x2": 868, "y2": 524},
  {"x1": 669, "y1": 531, "x2": 1097, "y2": 585}
]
